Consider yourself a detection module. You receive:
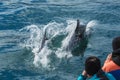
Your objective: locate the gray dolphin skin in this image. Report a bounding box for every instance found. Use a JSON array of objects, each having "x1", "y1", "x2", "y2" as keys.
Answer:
[
  {"x1": 75, "y1": 19, "x2": 86, "y2": 39},
  {"x1": 66, "y1": 19, "x2": 86, "y2": 49},
  {"x1": 66, "y1": 19, "x2": 88, "y2": 56},
  {"x1": 73, "y1": 19, "x2": 88, "y2": 56}
]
